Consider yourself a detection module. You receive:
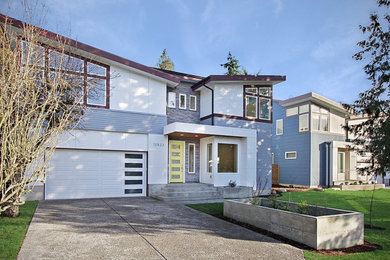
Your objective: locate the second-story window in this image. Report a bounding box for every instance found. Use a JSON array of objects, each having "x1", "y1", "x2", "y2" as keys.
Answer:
[
  {"x1": 22, "y1": 40, "x2": 110, "y2": 109},
  {"x1": 179, "y1": 94, "x2": 186, "y2": 109},
  {"x1": 311, "y1": 104, "x2": 329, "y2": 132},
  {"x1": 244, "y1": 85, "x2": 272, "y2": 121},
  {"x1": 299, "y1": 104, "x2": 309, "y2": 132},
  {"x1": 189, "y1": 95, "x2": 197, "y2": 111}
]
